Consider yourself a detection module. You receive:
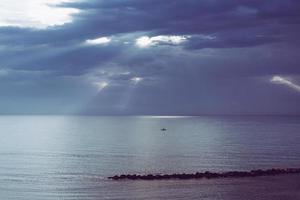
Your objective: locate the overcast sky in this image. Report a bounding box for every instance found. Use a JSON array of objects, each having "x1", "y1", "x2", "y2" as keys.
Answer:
[{"x1": 0, "y1": 0, "x2": 300, "y2": 115}]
